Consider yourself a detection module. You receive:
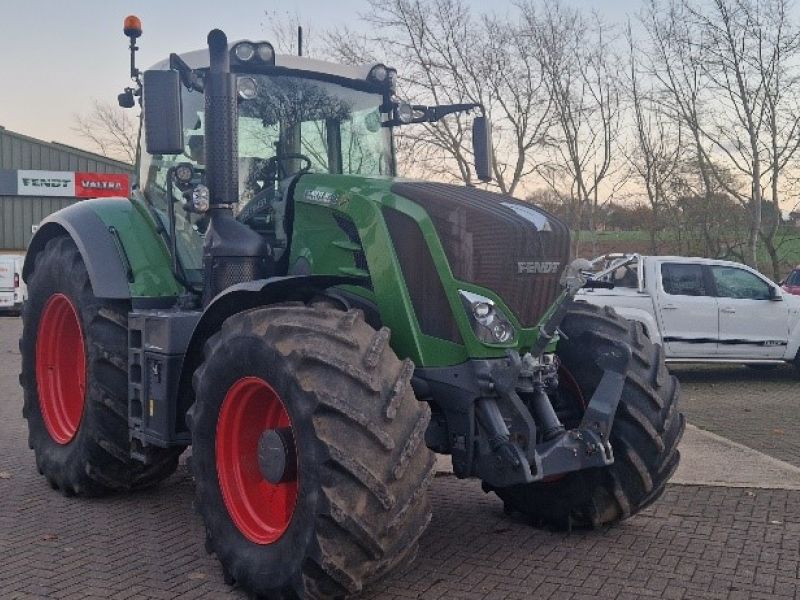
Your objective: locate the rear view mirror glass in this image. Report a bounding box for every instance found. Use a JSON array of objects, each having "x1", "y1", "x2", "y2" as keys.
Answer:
[{"x1": 143, "y1": 70, "x2": 184, "y2": 155}]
